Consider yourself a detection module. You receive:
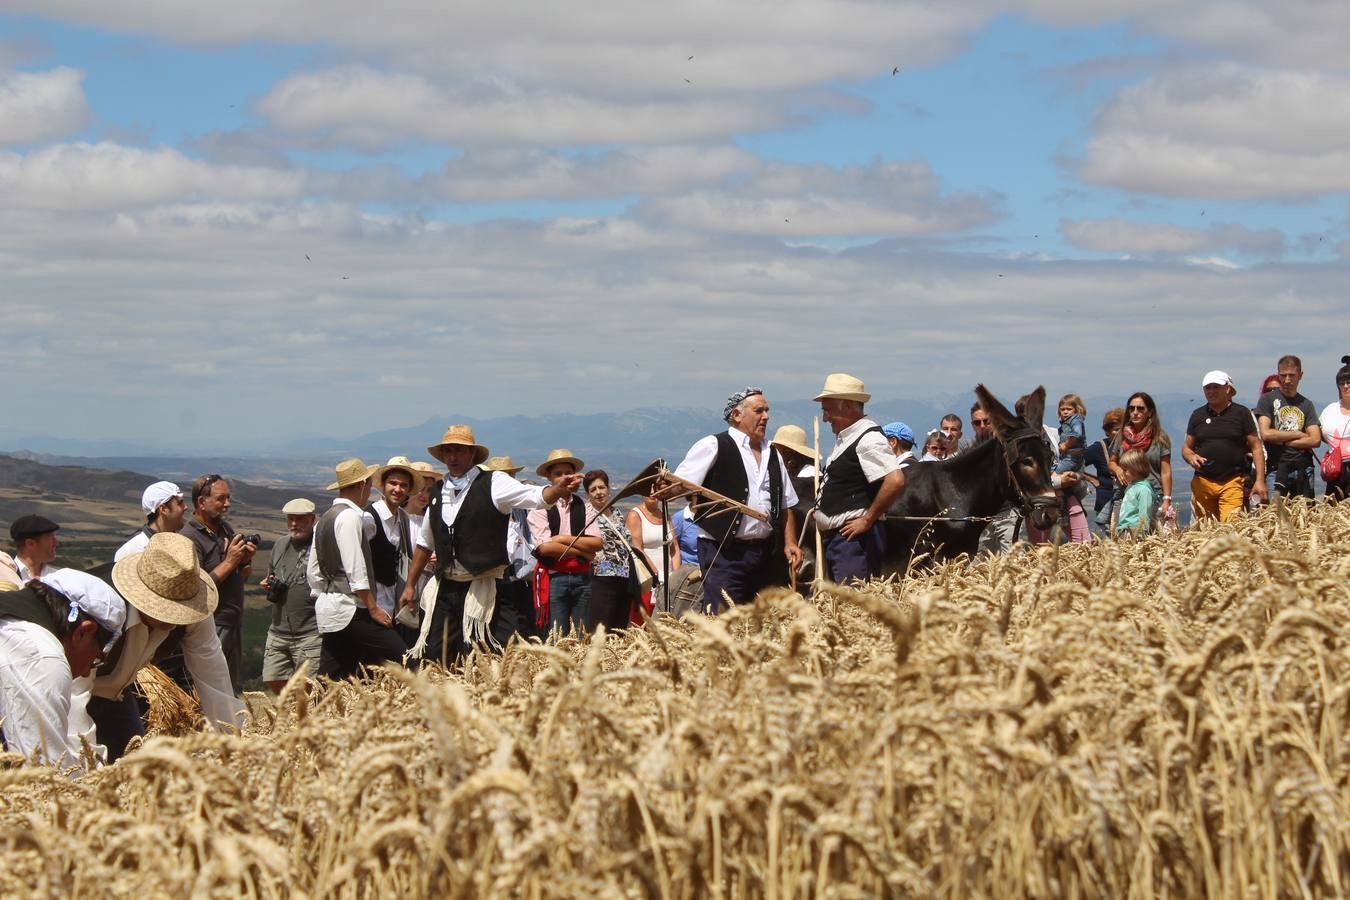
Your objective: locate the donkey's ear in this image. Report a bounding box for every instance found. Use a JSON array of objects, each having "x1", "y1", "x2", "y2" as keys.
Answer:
[
  {"x1": 1017, "y1": 386, "x2": 1047, "y2": 430},
  {"x1": 975, "y1": 384, "x2": 1017, "y2": 434}
]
